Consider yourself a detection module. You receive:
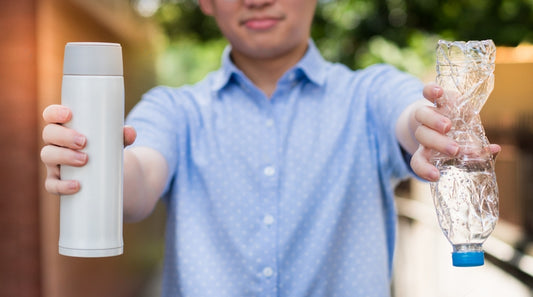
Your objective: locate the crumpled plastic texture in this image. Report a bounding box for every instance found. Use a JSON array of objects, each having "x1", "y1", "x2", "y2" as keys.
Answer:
[{"x1": 430, "y1": 40, "x2": 499, "y2": 250}]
